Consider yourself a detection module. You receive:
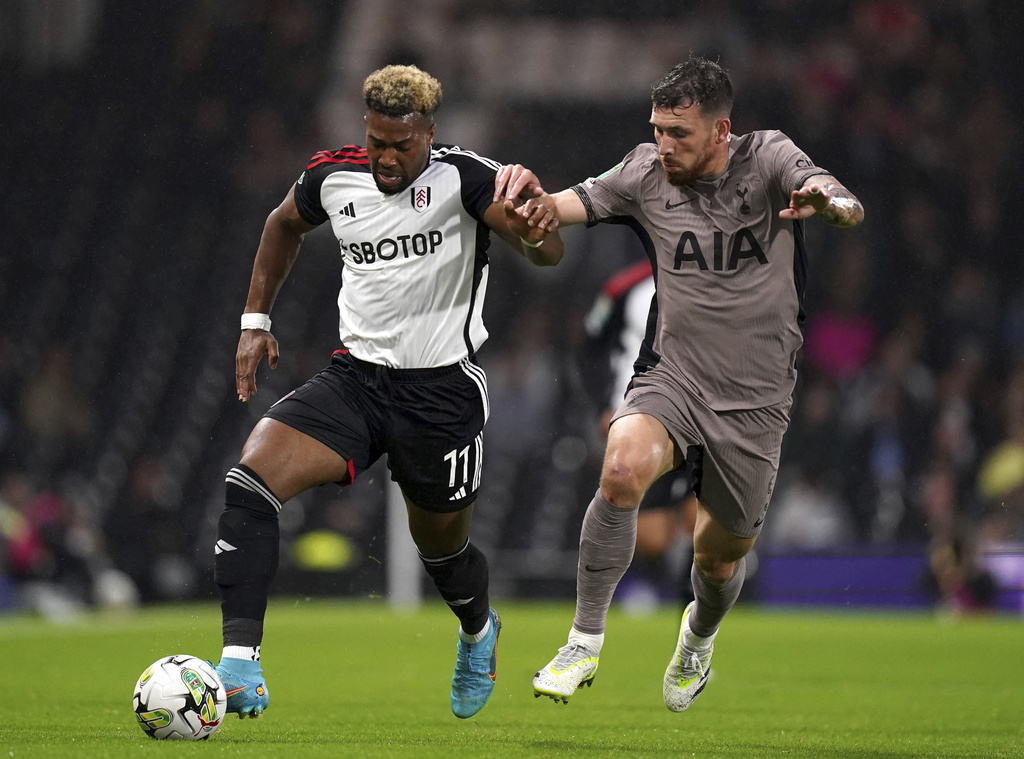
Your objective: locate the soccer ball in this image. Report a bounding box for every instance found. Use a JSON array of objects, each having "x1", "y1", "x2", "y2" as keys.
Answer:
[{"x1": 132, "y1": 655, "x2": 226, "y2": 740}]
